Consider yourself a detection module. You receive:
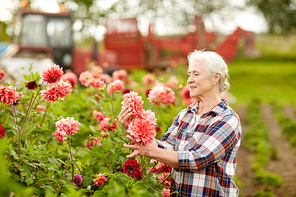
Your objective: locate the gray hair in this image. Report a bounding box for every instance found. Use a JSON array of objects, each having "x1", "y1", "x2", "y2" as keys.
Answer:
[{"x1": 188, "y1": 50, "x2": 230, "y2": 93}]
